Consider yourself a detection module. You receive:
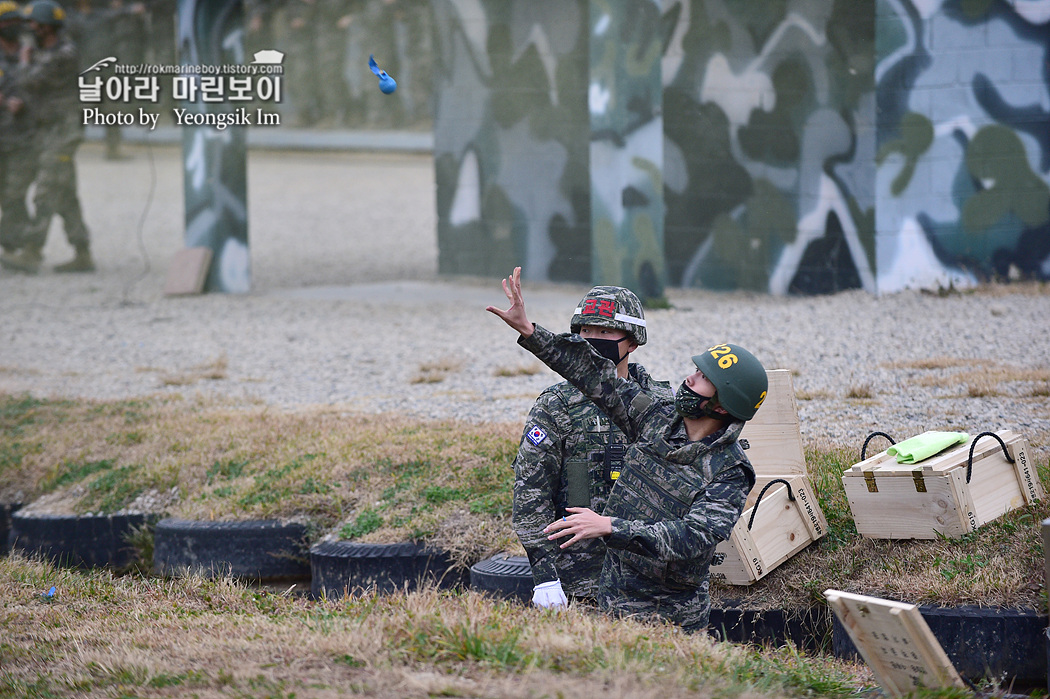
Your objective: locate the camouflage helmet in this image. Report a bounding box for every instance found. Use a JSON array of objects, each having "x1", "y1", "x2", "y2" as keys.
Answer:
[
  {"x1": 691, "y1": 343, "x2": 768, "y2": 421},
  {"x1": 0, "y1": 2, "x2": 21, "y2": 22},
  {"x1": 570, "y1": 286, "x2": 648, "y2": 345},
  {"x1": 23, "y1": 0, "x2": 63, "y2": 25}
]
